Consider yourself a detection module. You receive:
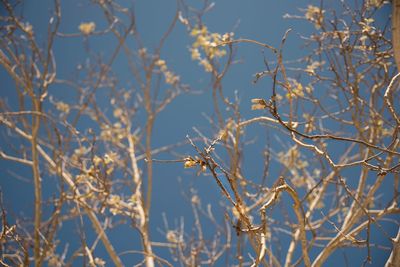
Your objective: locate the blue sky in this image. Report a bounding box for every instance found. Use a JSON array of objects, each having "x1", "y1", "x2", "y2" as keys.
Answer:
[{"x1": 0, "y1": 0, "x2": 396, "y2": 266}]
